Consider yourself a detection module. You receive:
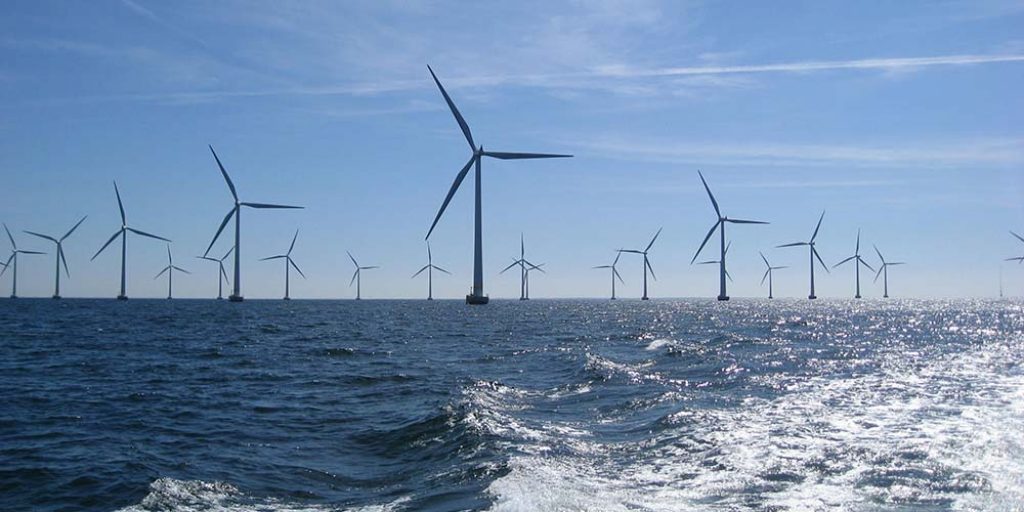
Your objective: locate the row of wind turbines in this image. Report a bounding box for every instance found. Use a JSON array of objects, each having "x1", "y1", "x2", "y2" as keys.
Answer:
[{"x1": 3, "y1": 65, "x2": 1016, "y2": 302}]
